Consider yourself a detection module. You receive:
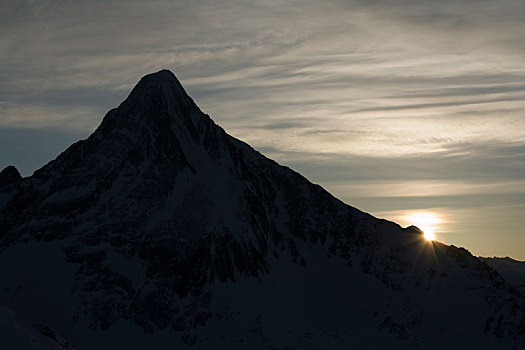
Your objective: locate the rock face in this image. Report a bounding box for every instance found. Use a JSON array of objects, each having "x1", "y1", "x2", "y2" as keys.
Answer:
[{"x1": 0, "y1": 70, "x2": 524, "y2": 349}]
